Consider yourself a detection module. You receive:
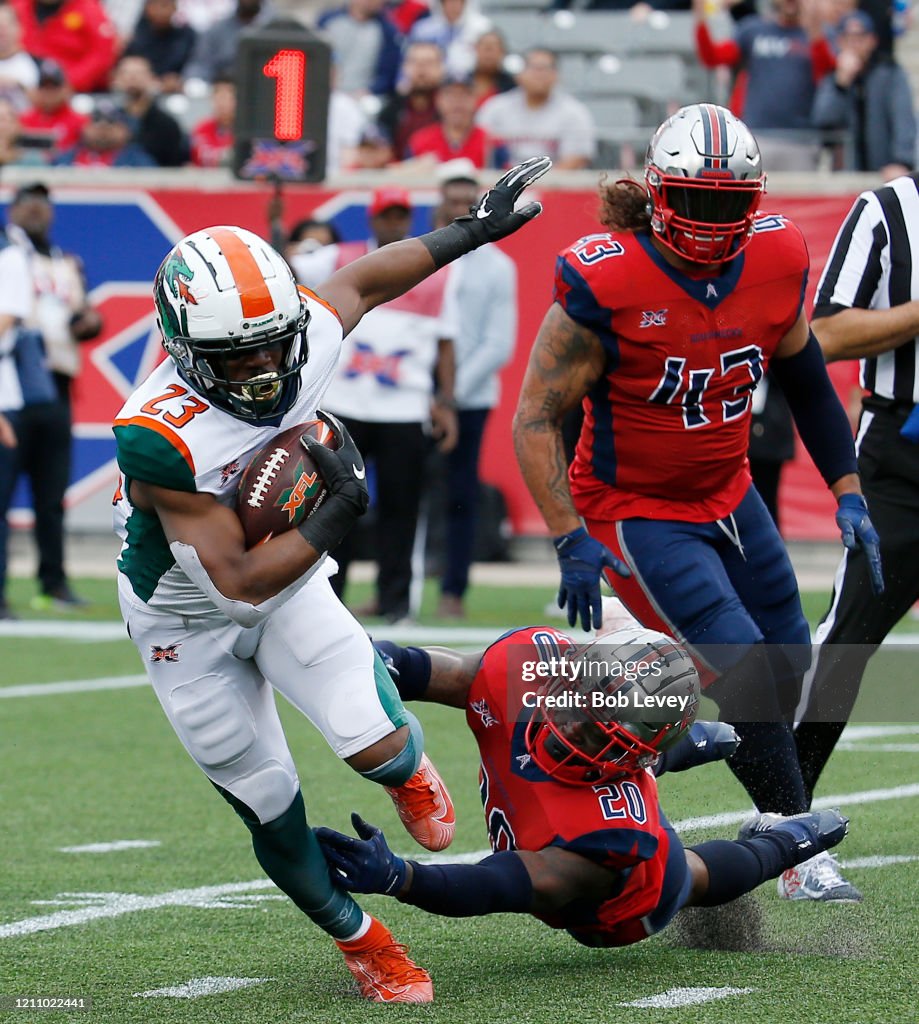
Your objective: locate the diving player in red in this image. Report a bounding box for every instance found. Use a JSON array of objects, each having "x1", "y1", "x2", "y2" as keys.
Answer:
[
  {"x1": 316, "y1": 629, "x2": 850, "y2": 946},
  {"x1": 512, "y1": 103, "x2": 881, "y2": 901}
]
